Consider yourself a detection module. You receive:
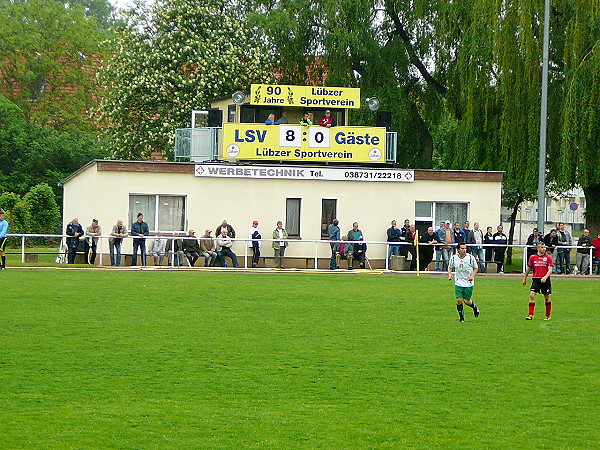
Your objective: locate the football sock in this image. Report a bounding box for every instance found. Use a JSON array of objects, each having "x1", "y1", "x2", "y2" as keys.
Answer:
[
  {"x1": 529, "y1": 301, "x2": 535, "y2": 316},
  {"x1": 465, "y1": 301, "x2": 475, "y2": 309},
  {"x1": 1, "y1": 255, "x2": 5, "y2": 268},
  {"x1": 545, "y1": 301, "x2": 552, "y2": 317},
  {"x1": 457, "y1": 304, "x2": 464, "y2": 320}
]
